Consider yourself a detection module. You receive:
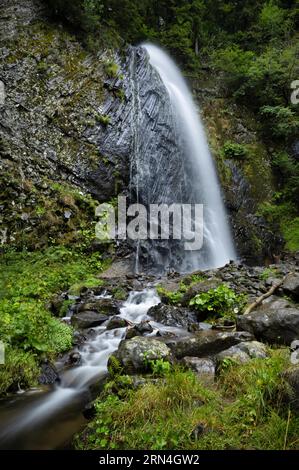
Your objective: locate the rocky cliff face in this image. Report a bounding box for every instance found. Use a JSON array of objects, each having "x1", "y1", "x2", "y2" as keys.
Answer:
[
  {"x1": 0, "y1": 0, "x2": 129, "y2": 249},
  {"x1": 194, "y1": 81, "x2": 283, "y2": 264}
]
